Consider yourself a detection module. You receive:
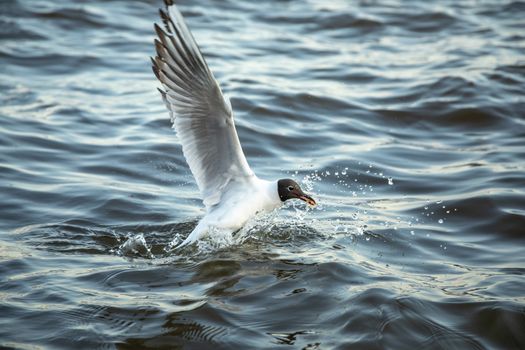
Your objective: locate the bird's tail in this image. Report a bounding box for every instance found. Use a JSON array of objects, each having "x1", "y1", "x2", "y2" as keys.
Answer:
[{"x1": 172, "y1": 221, "x2": 208, "y2": 249}]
